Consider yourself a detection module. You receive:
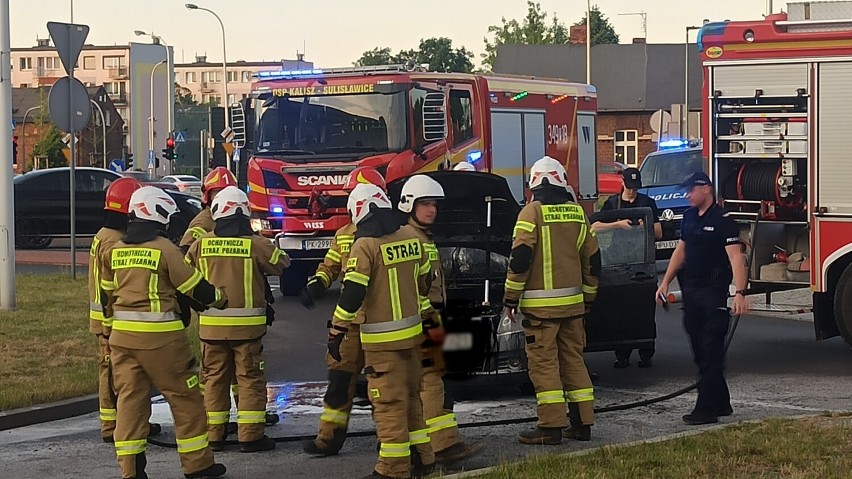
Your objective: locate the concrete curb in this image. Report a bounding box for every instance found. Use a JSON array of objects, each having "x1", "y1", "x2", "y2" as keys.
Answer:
[
  {"x1": 0, "y1": 394, "x2": 98, "y2": 432},
  {"x1": 440, "y1": 414, "x2": 822, "y2": 478}
]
